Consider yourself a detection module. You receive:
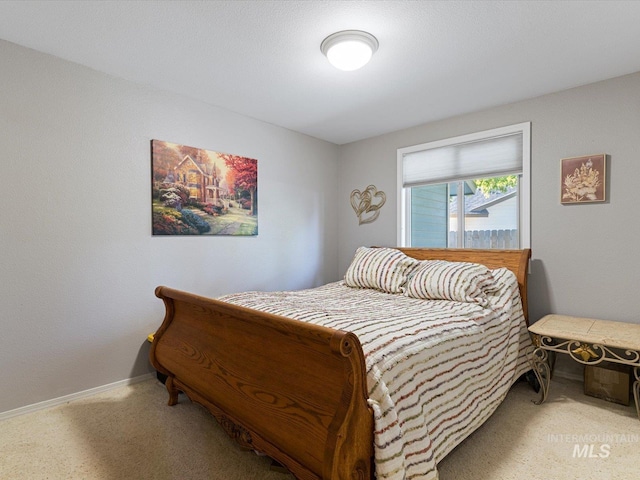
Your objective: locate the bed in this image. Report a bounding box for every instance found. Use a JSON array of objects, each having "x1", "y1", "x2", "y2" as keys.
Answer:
[{"x1": 149, "y1": 247, "x2": 532, "y2": 480}]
